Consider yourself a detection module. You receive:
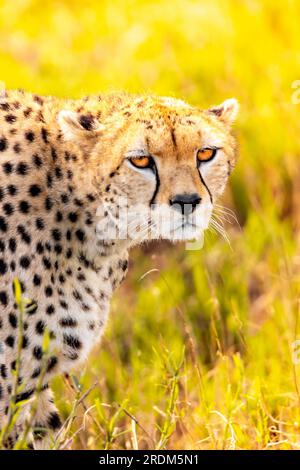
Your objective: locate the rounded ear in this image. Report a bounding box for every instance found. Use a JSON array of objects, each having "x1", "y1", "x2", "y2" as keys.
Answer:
[
  {"x1": 207, "y1": 98, "x2": 239, "y2": 127},
  {"x1": 57, "y1": 110, "x2": 105, "y2": 141}
]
